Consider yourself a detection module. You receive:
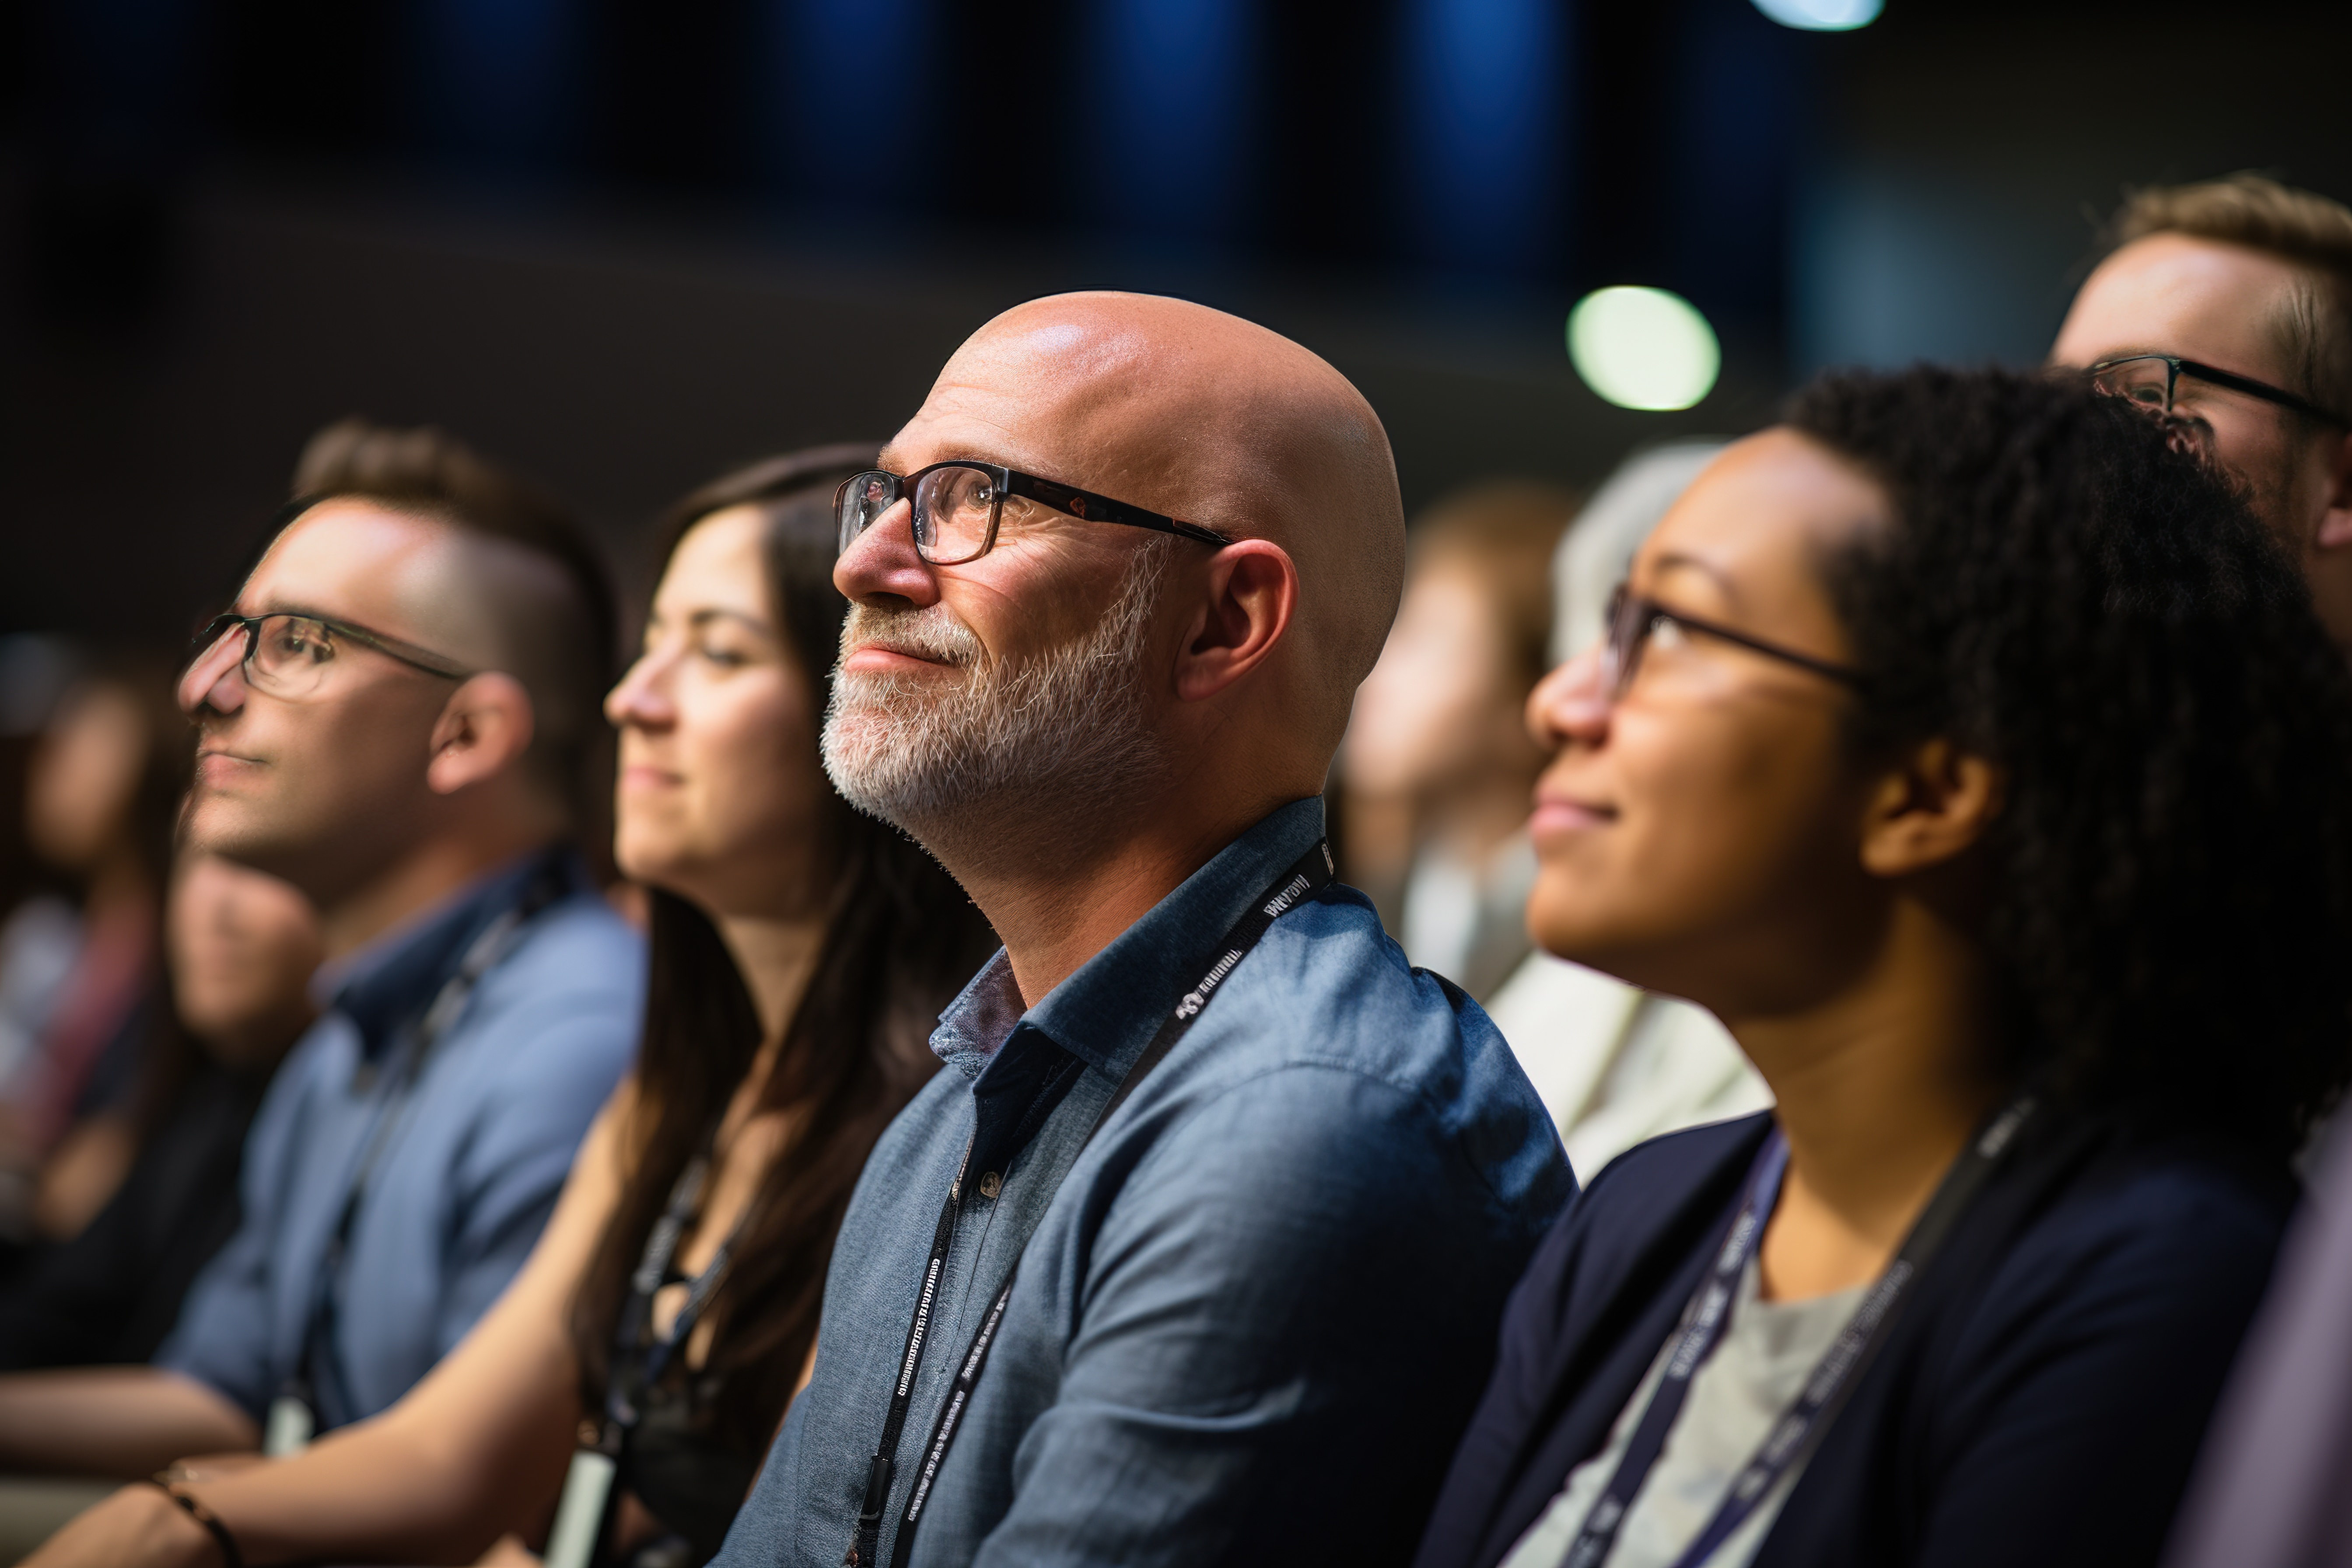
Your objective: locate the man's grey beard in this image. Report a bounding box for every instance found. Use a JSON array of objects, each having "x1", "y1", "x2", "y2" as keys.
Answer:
[{"x1": 820, "y1": 539, "x2": 1175, "y2": 847}]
